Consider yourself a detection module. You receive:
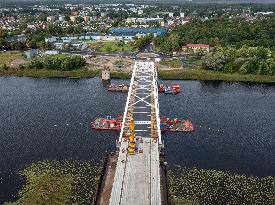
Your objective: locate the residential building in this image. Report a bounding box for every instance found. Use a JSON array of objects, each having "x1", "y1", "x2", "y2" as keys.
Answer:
[
  {"x1": 182, "y1": 44, "x2": 210, "y2": 52},
  {"x1": 54, "y1": 42, "x2": 65, "y2": 50},
  {"x1": 180, "y1": 13, "x2": 185, "y2": 18},
  {"x1": 59, "y1": 15, "x2": 66, "y2": 21},
  {"x1": 47, "y1": 16, "x2": 55, "y2": 22},
  {"x1": 45, "y1": 36, "x2": 58, "y2": 43},
  {"x1": 45, "y1": 50, "x2": 59, "y2": 55},
  {"x1": 71, "y1": 41, "x2": 88, "y2": 51},
  {"x1": 138, "y1": 10, "x2": 144, "y2": 15},
  {"x1": 25, "y1": 49, "x2": 38, "y2": 58}
]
